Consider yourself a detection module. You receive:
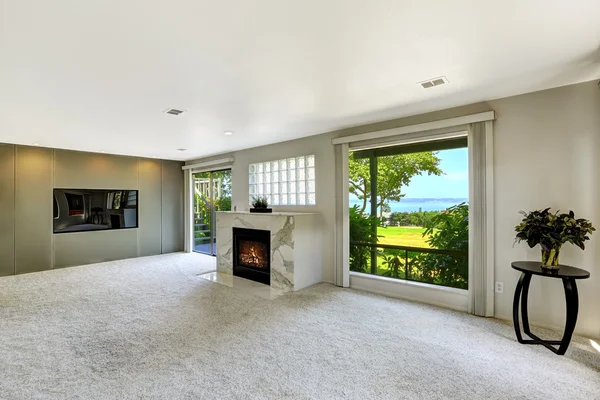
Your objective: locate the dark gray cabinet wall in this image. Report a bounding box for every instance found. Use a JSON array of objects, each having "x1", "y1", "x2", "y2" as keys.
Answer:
[
  {"x1": 0, "y1": 144, "x2": 184, "y2": 275},
  {"x1": 54, "y1": 149, "x2": 140, "y2": 189},
  {"x1": 0, "y1": 144, "x2": 15, "y2": 276},
  {"x1": 54, "y1": 230, "x2": 140, "y2": 268},
  {"x1": 138, "y1": 159, "x2": 163, "y2": 256},
  {"x1": 161, "y1": 160, "x2": 184, "y2": 254},
  {"x1": 15, "y1": 146, "x2": 54, "y2": 273}
]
